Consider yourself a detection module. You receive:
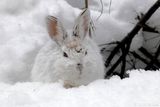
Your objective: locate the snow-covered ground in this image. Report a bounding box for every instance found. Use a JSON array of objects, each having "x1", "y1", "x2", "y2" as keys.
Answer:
[
  {"x1": 0, "y1": 70, "x2": 160, "y2": 107},
  {"x1": 0, "y1": 0, "x2": 160, "y2": 106}
]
